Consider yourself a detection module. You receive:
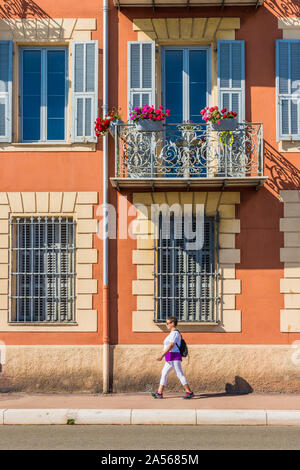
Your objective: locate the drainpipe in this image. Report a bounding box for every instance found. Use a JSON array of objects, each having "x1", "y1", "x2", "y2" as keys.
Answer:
[{"x1": 102, "y1": 0, "x2": 110, "y2": 394}]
